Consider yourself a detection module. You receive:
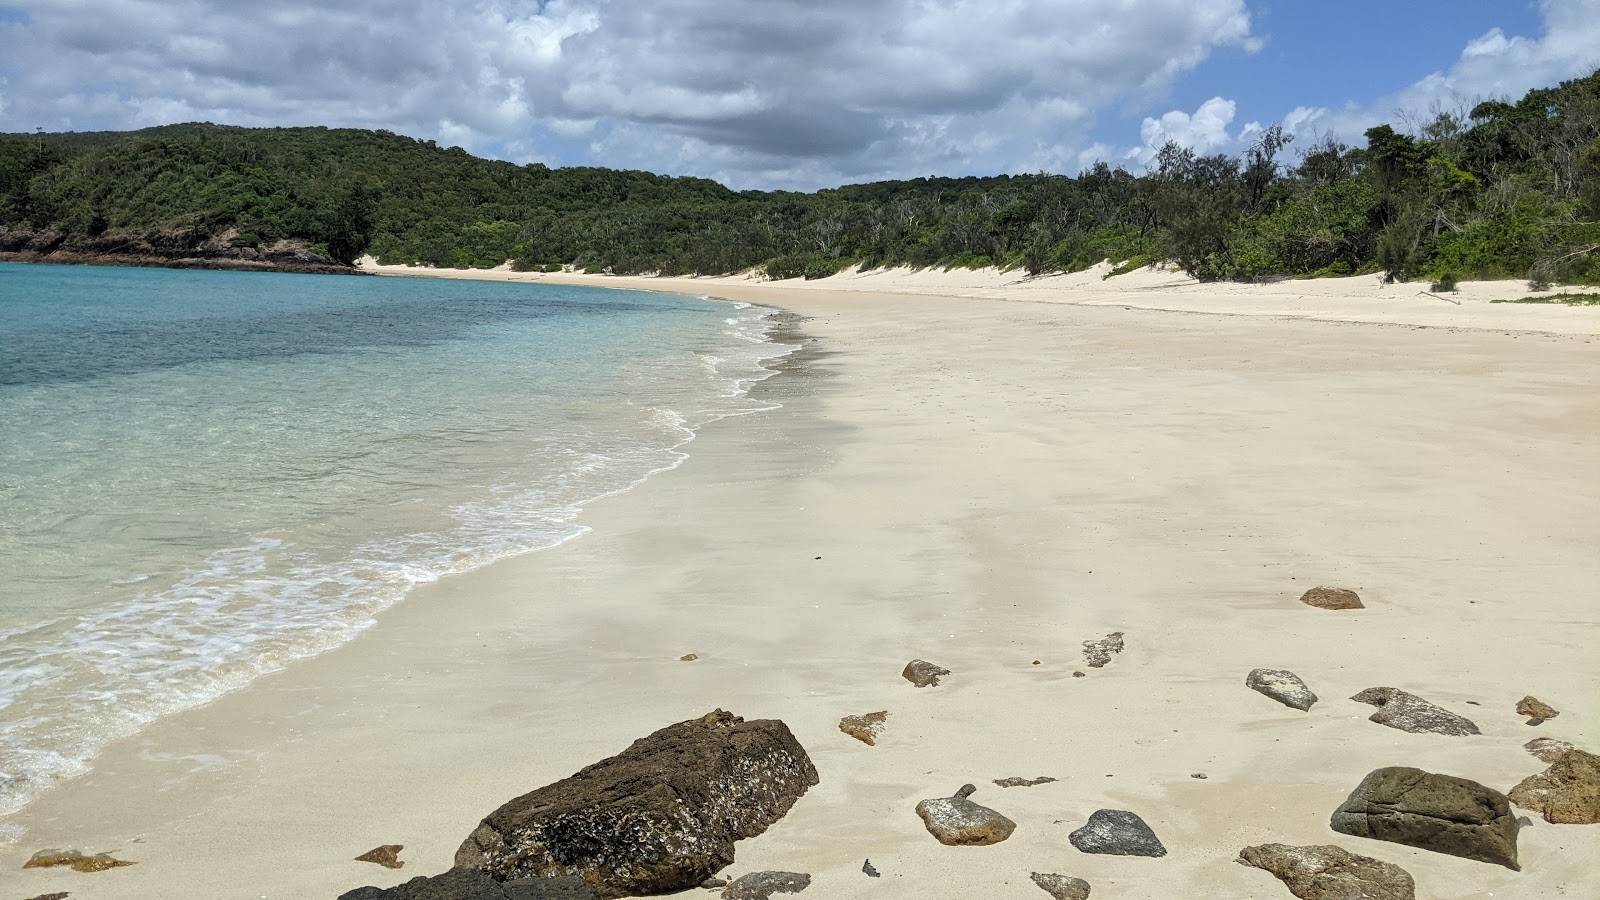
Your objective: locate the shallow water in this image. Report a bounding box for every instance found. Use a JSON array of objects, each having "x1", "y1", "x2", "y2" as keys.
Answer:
[{"x1": 0, "y1": 263, "x2": 791, "y2": 838}]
